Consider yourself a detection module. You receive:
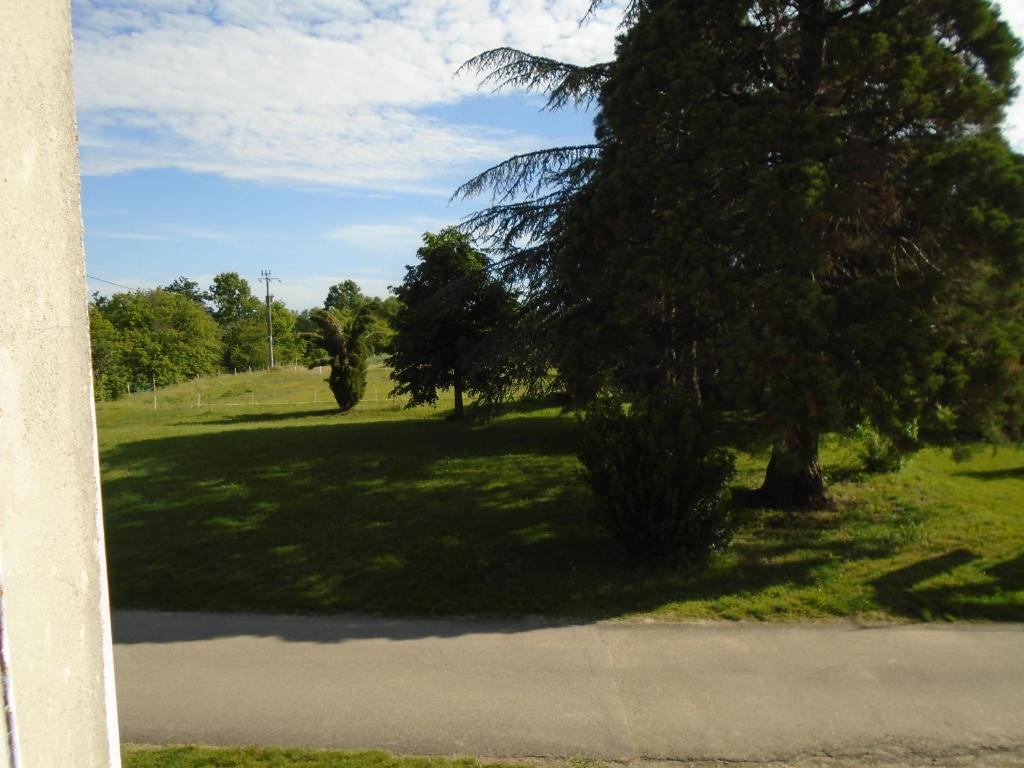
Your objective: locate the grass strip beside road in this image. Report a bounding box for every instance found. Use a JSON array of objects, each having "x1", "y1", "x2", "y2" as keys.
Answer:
[{"x1": 97, "y1": 368, "x2": 1024, "y2": 622}]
